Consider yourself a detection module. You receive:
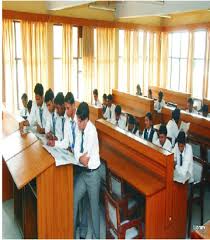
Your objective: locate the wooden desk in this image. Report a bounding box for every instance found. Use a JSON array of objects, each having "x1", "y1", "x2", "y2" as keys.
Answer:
[
  {"x1": 150, "y1": 86, "x2": 191, "y2": 110},
  {"x1": 191, "y1": 220, "x2": 210, "y2": 239},
  {"x1": 96, "y1": 119, "x2": 188, "y2": 238}
]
